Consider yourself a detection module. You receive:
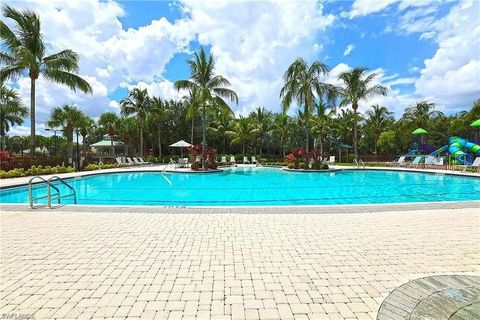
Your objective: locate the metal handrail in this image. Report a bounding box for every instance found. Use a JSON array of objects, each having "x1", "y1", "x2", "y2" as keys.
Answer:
[
  {"x1": 28, "y1": 176, "x2": 60, "y2": 208},
  {"x1": 359, "y1": 159, "x2": 366, "y2": 168},
  {"x1": 47, "y1": 176, "x2": 77, "y2": 207},
  {"x1": 353, "y1": 159, "x2": 366, "y2": 169}
]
